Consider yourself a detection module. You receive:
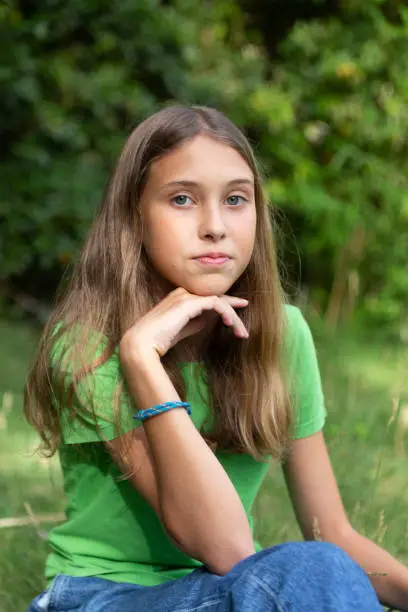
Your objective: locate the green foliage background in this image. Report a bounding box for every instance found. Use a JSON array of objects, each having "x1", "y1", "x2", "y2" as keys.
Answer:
[{"x1": 1, "y1": 0, "x2": 407, "y2": 335}]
